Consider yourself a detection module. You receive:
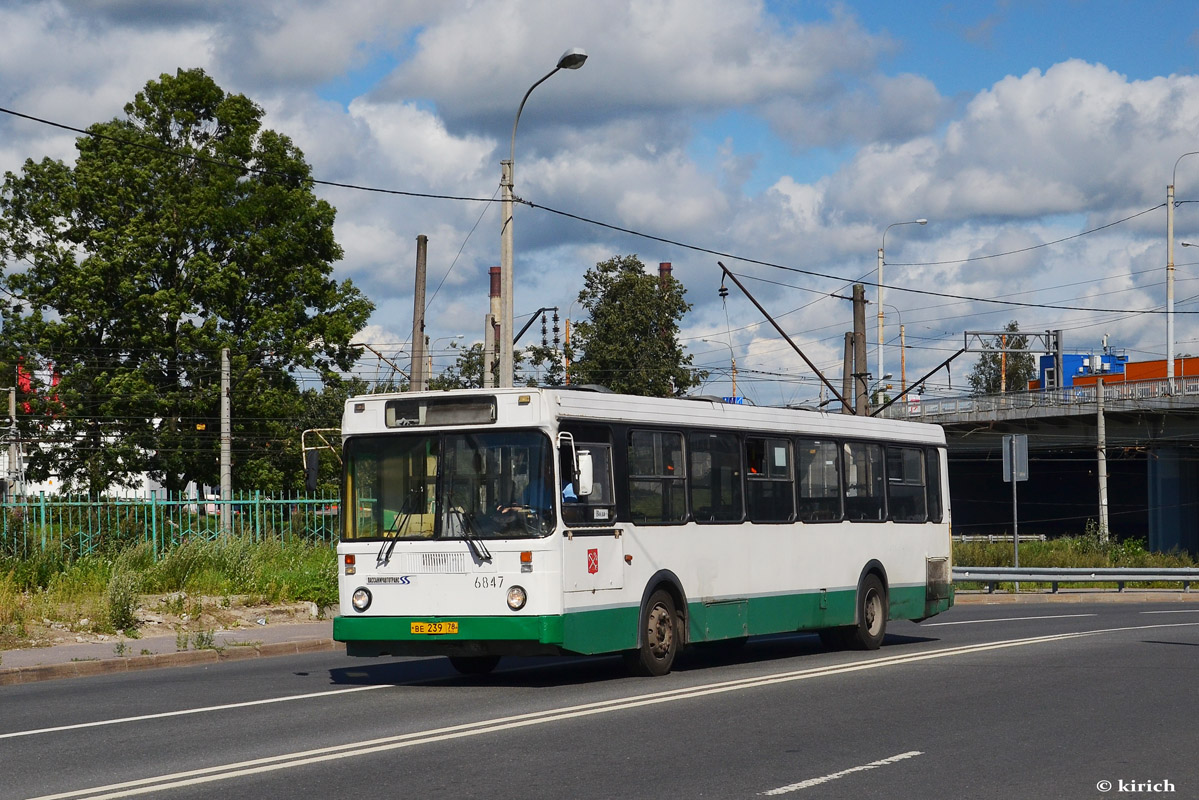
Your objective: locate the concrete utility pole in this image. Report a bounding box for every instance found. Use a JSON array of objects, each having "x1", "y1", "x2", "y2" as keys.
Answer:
[
  {"x1": 853, "y1": 283, "x2": 868, "y2": 415},
  {"x1": 842, "y1": 332, "x2": 854, "y2": 415},
  {"x1": 483, "y1": 267, "x2": 501, "y2": 388},
  {"x1": 410, "y1": 235, "x2": 428, "y2": 392},
  {"x1": 220, "y1": 347, "x2": 232, "y2": 534}
]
